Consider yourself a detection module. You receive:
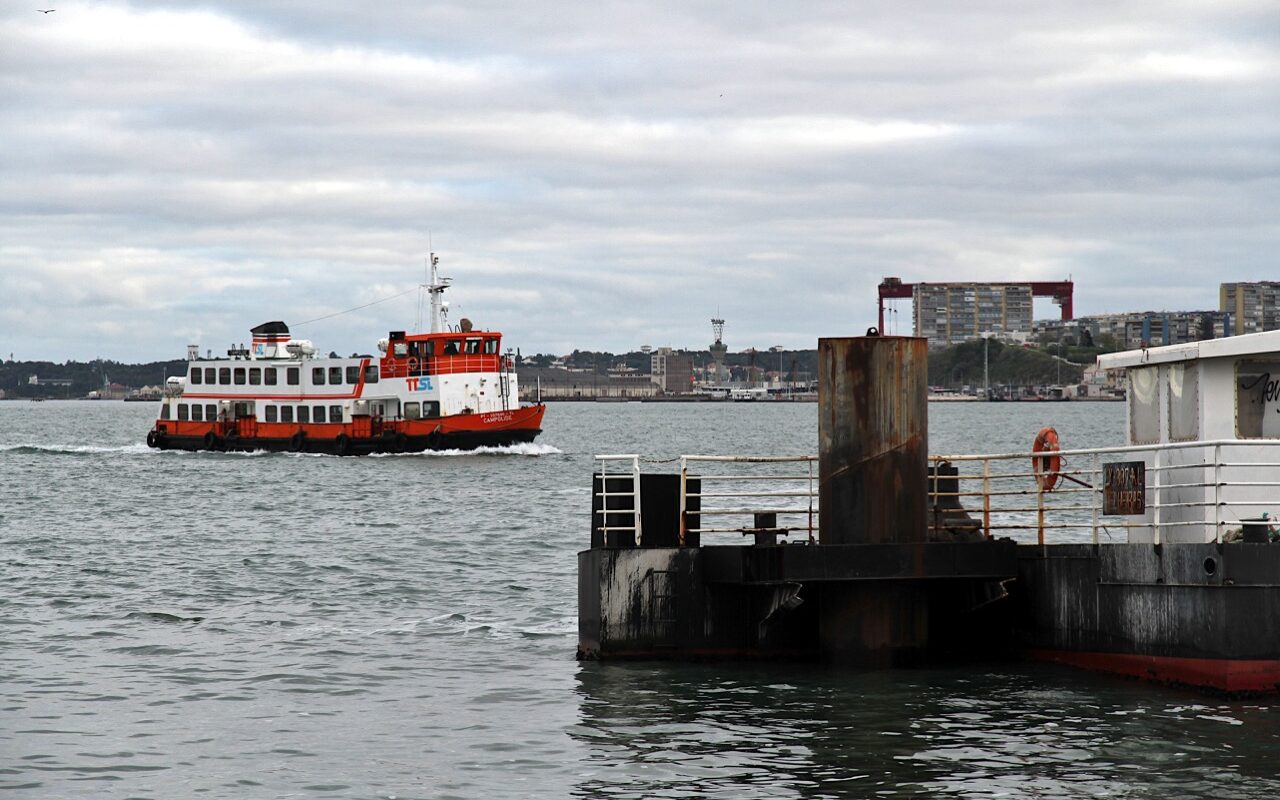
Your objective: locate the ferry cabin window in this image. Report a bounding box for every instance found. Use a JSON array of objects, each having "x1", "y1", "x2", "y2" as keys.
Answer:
[
  {"x1": 219, "y1": 367, "x2": 231, "y2": 384},
  {"x1": 191, "y1": 404, "x2": 202, "y2": 422},
  {"x1": 190, "y1": 368, "x2": 202, "y2": 385},
  {"x1": 443, "y1": 340, "x2": 459, "y2": 355},
  {"x1": 329, "y1": 405, "x2": 342, "y2": 423},
  {"x1": 465, "y1": 338, "x2": 481, "y2": 354},
  {"x1": 364, "y1": 365, "x2": 379, "y2": 384},
  {"x1": 313, "y1": 367, "x2": 325, "y2": 385},
  {"x1": 329, "y1": 366, "x2": 343, "y2": 385},
  {"x1": 205, "y1": 367, "x2": 216, "y2": 383},
  {"x1": 206, "y1": 404, "x2": 217, "y2": 421},
  {"x1": 316, "y1": 405, "x2": 328, "y2": 422},
  {"x1": 346, "y1": 366, "x2": 360, "y2": 384},
  {"x1": 177, "y1": 404, "x2": 189, "y2": 421},
  {"x1": 1128, "y1": 366, "x2": 1160, "y2": 444},
  {"x1": 287, "y1": 367, "x2": 299, "y2": 386},
  {"x1": 484, "y1": 339, "x2": 498, "y2": 354},
  {"x1": 404, "y1": 402, "x2": 421, "y2": 420},
  {"x1": 264, "y1": 368, "x2": 277, "y2": 386},
  {"x1": 234, "y1": 368, "x2": 246, "y2": 386},
  {"x1": 265, "y1": 405, "x2": 278, "y2": 423},
  {"x1": 423, "y1": 401, "x2": 441, "y2": 418},
  {"x1": 1236, "y1": 360, "x2": 1280, "y2": 438},
  {"x1": 281, "y1": 405, "x2": 293, "y2": 423},
  {"x1": 297, "y1": 406, "x2": 309, "y2": 424},
  {"x1": 1168, "y1": 363, "x2": 1199, "y2": 442},
  {"x1": 249, "y1": 368, "x2": 261, "y2": 386},
  {"x1": 160, "y1": 404, "x2": 170, "y2": 420},
  {"x1": 394, "y1": 342, "x2": 408, "y2": 357}
]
